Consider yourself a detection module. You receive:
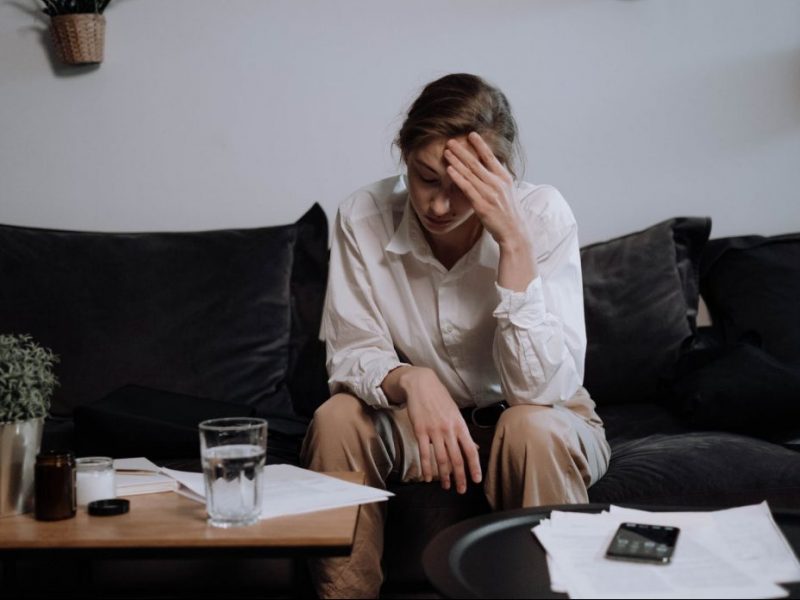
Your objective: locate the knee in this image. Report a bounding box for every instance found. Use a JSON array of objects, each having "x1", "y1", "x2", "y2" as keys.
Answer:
[
  {"x1": 495, "y1": 405, "x2": 573, "y2": 454},
  {"x1": 301, "y1": 393, "x2": 384, "y2": 475},
  {"x1": 311, "y1": 393, "x2": 367, "y2": 430},
  {"x1": 303, "y1": 393, "x2": 377, "y2": 456}
]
